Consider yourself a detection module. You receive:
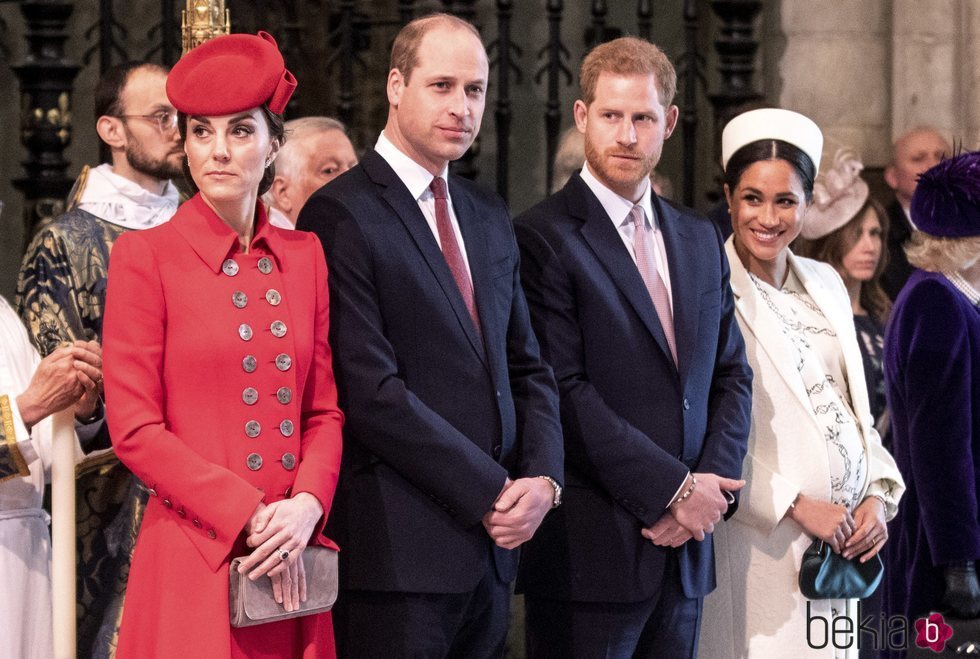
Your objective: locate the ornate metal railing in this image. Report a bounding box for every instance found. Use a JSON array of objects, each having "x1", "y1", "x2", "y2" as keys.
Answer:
[{"x1": 2, "y1": 0, "x2": 765, "y2": 240}]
